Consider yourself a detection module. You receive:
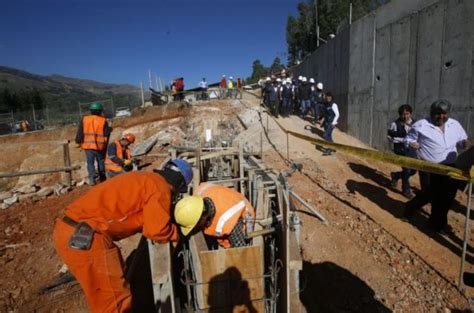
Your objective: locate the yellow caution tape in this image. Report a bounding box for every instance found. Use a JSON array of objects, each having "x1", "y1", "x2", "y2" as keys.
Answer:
[{"x1": 265, "y1": 107, "x2": 472, "y2": 182}]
